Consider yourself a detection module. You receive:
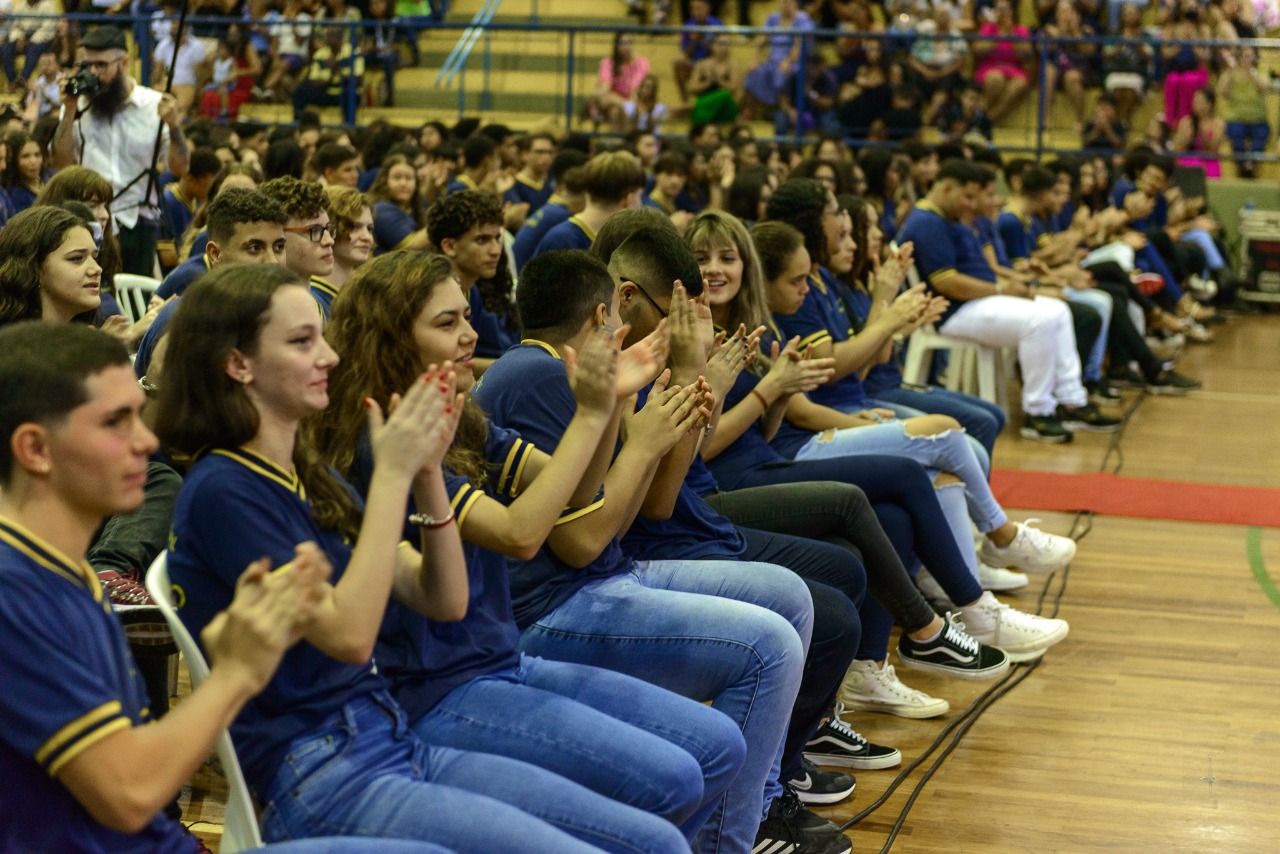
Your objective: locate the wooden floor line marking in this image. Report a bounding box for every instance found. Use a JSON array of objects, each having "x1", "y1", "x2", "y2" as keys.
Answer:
[{"x1": 1246, "y1": 527, "x2": 1280, "y2": 610}]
